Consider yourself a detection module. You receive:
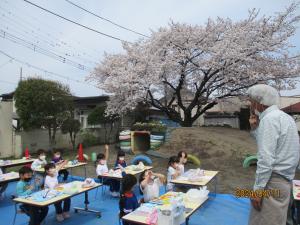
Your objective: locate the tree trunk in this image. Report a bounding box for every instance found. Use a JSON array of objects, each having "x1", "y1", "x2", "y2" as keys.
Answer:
[
  {"x1": 115, "y1": 120, "x2": 121, "y2": 143},
  {"x1": 180, "y1": 120, "x2": 193, "y2": 127},
  {"x1": 104, "y1": 123, "x2": 108, "y2": 144},
  {"x1": 108, "y1": 122, "x2": 113, "y2": 144},
  {"x1": 70, "y1": 131, "x2": 76, "y2": 151},
  {"x1": 180, "y1": 117, "x2": 193, "y2": 127},
  {"x1": 180, "y1": 110, "x2": 193, "y2": 127},
  {"x1": 49, "y1": 126, "x2": 57, "y2": 150},
  {"x1": 48, "y1": 126, "x2": 52, "y2": 150},
  {"x1": 73, "y1": 133, "x2": 76, "y2": 151}
]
